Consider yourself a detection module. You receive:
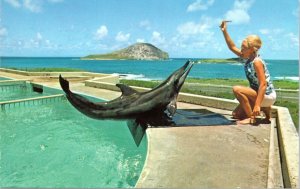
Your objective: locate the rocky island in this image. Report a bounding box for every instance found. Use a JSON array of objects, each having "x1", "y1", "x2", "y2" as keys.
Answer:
[{"x1": 82, "y1": 43, "x2": 169, "y2": 60}]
